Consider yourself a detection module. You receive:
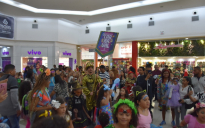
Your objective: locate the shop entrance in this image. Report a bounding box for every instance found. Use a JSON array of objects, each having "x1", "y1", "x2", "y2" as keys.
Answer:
[
  {"x1": 59, "y1": 58, "x2": 73, "y2": 69},
  {"x1": 2, "y1": 57, "x2": 11, "y2": 71}
]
